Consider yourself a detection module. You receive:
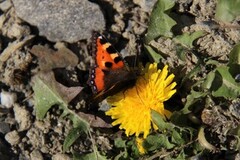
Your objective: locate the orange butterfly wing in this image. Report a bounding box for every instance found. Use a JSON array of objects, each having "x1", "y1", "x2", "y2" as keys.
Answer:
[{"x1": 87, "y1": 31, "x2": 137, "y2": 102}]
